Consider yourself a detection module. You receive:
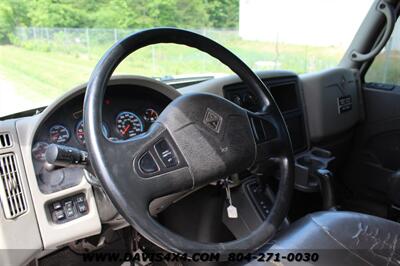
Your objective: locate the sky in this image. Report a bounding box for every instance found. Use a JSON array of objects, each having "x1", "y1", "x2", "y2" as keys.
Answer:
[{"x1": 239, "y1": 0, "x2": 376, "y2": 47}]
